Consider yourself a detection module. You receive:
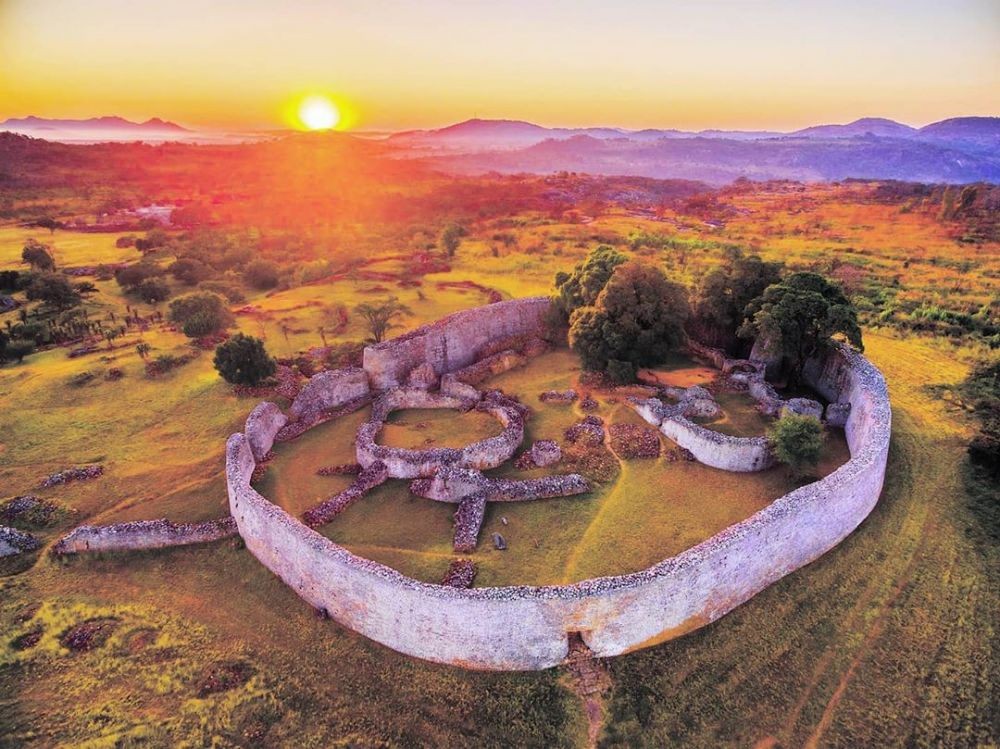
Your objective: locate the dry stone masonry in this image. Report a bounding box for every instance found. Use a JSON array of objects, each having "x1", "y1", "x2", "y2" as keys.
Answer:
[{"x1": 224, "y1": 297, "x2": 890, "y2": 670}]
